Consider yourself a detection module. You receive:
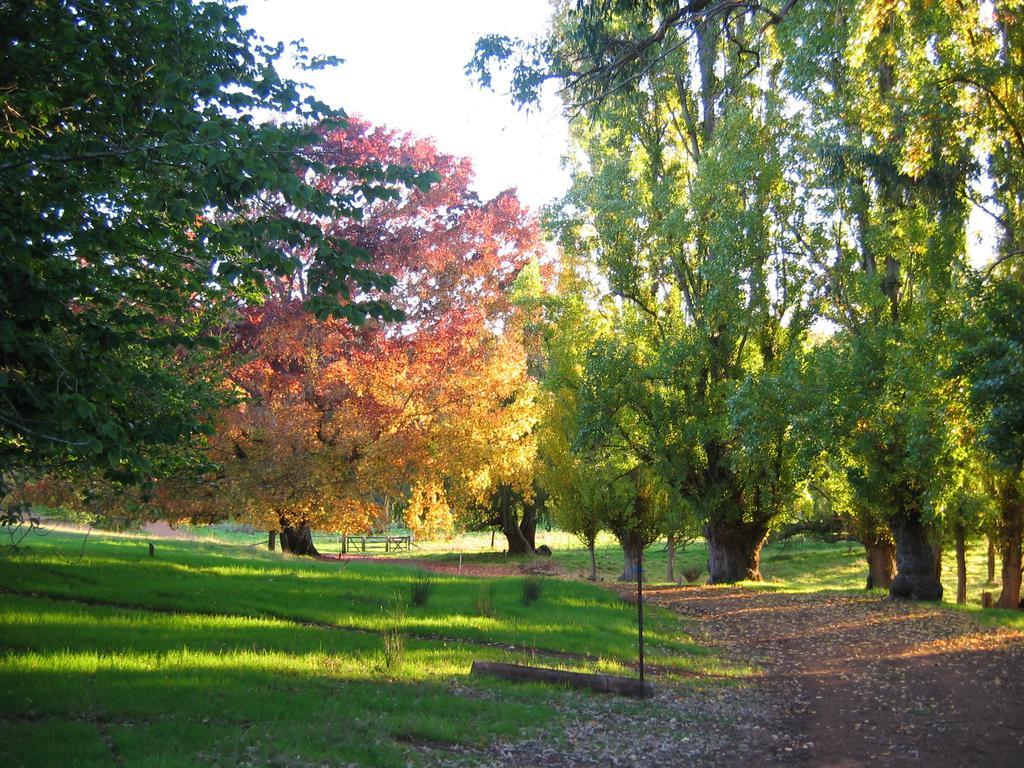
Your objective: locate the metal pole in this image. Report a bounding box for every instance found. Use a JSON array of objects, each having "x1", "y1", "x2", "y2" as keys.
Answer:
[{"x1": 636, "y1": 538, "x2": 645, "y2": 698}]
